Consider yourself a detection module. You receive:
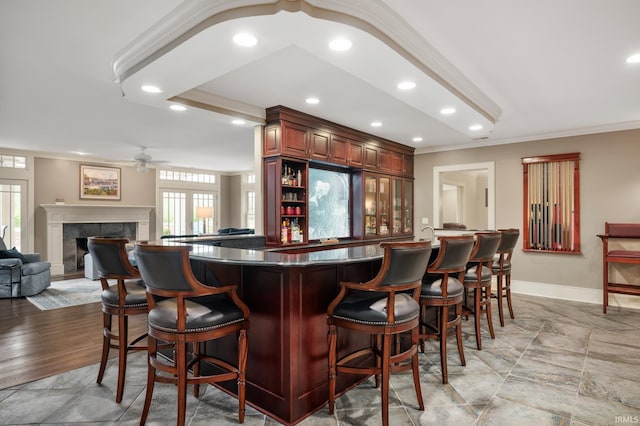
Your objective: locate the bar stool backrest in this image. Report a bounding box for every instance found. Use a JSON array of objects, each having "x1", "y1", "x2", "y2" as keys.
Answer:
[
  {"x1": 379, "y1": 241, "x2": 433, "y2": 287},
  {"x1": 87, "y1": 237, "x2": 139, "y2": 279},
  {"x1": 496, "y1": 229, "x2": 520, "y2": 254},
  {"x1": 134, "y1": 245, "x2": 196, "y2": 295},
  {"x1": 469, "y1": 232, "x2": 502, "y2": 264},
  {"x1": 429, "y1": 235, "x2": 475, "y2": 274}
]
